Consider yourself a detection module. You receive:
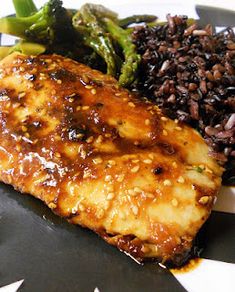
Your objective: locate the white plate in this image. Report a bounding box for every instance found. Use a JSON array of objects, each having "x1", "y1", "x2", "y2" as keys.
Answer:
[{"x1": 0, "y1": 1, "x2": 234, "y2": 292}]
